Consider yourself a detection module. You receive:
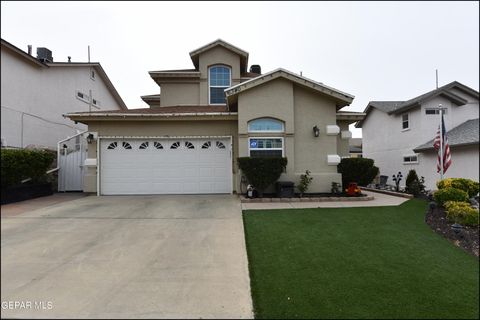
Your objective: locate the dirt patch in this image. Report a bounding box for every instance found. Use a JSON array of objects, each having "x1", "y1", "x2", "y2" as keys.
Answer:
[{"x1": 425, "y1": 205, "x2": 479, "y2": 258}]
